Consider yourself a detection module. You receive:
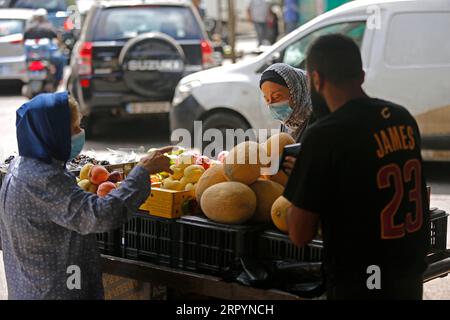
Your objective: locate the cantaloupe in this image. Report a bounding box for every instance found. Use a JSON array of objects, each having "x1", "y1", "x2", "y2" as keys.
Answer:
[
  {"x1": 271, "y1": 196, "x2": 293, "y2": 233},
  {"x1": 200, "y1": 182, "x2": 257, "y2": 225},
  {"x1": 263, "y1": 132, "x2": 295, "y2": 157},
  {"x1": 195, "y1": 164, "x2": 228, "y2": 203},
  {"x1": 270, "y1": 170, "x2": 289, "y2": 187},
  {"x1": 223, "y1": 141, "x2": 266, "y2": 185},
  {"x1": 249, "y1": 180, "x2": 284, "y2": 222}
]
